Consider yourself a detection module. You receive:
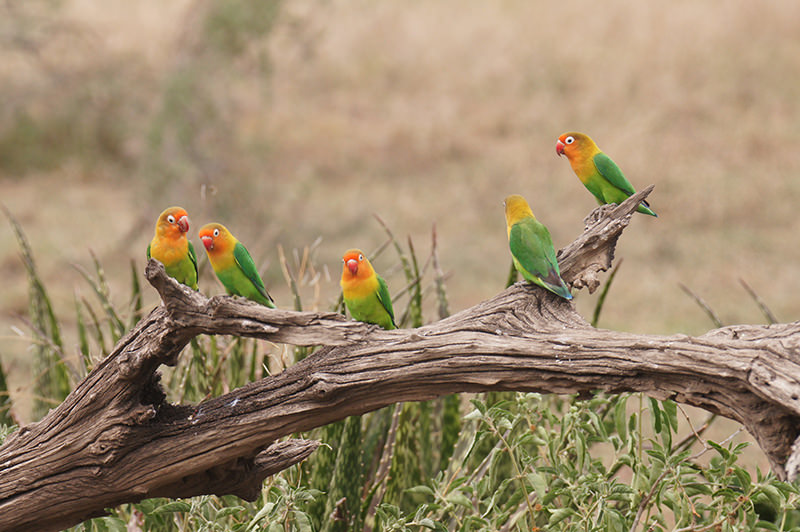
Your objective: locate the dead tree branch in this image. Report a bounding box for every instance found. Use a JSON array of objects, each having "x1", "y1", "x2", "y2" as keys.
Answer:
[{"x1": 2, "y1": 186, "x2": 800, "y2": 531}]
